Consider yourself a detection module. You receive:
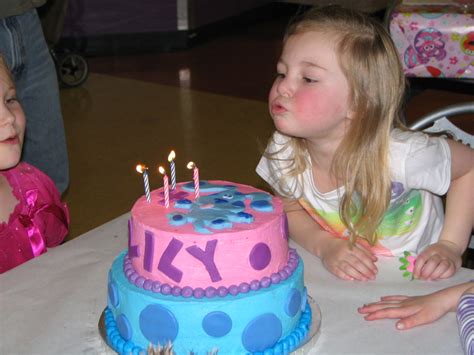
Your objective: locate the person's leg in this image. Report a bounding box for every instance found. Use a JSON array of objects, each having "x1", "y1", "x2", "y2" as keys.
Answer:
[{"x1": 0, "y1": 9, "x2": 69, "y2": 194}]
